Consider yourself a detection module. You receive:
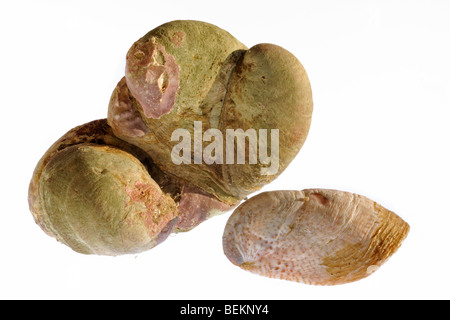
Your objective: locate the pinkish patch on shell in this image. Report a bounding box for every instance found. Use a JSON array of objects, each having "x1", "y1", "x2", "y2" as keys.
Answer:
[
  {"x1": 126, "y1": 38, "x2": 180, "y2": 119},
  {"x1": 108, "y1": 77, "x2": 149, "y2": 138},
  {"x1": 156, "y1": 217, "x2": 179, "y2": 245},
  {"x1": 175, "y1": 185, "x2": 235, "y2": 231},
  {"x1": 170, "y1": 31, "x2": 185, "y2": 47},
  {"x1": 125, "y1": 181, "x2": 172, "y2": 237}
]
